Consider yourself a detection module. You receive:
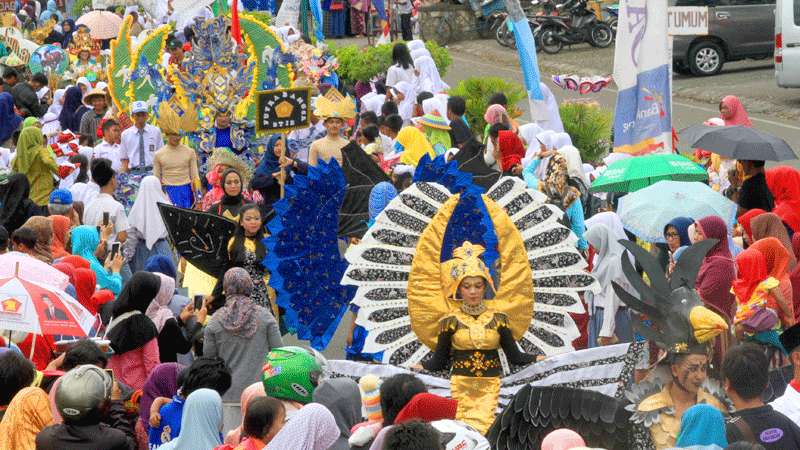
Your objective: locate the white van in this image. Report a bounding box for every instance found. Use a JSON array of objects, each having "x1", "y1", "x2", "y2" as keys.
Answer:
[{"x1": 775, "y1": 0, "x2": 800, "y2": 87}]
